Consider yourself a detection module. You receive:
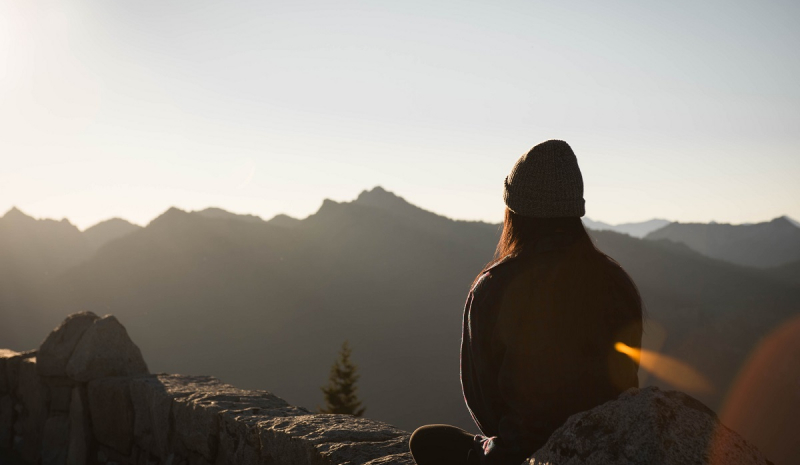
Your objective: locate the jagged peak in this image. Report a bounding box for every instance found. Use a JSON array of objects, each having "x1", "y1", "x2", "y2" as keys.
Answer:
[
  {"x1": 193, "y1": 207, "x2": 264, "y2": 223},
  {"x1": 354, "y1": 186, "x2": 410, "y2": 208},
  {"x1": 784, "y1": 216, "x2": 800, "y2": 228},
  {"x1": 266, "y1": 214, "x2": 301, "y2": 228},
  {"x1": 3, "y1": 206, "x2": 34, "y2": 221},
  {"x1": 147, "y1": 207, "x2": 190, "y2": 227},
  {"x1": 83, "y1": 217, "x2": 142, "y2": 232}
]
